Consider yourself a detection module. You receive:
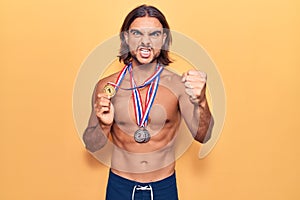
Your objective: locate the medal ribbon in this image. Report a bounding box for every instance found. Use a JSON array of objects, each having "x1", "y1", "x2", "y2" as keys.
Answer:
[
  {"x1": 129, "y1": 64, "x2": 163, "y2": 127},
  {"x1": 108, "y1": 63, "x2": 163, "y2": 128}
]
